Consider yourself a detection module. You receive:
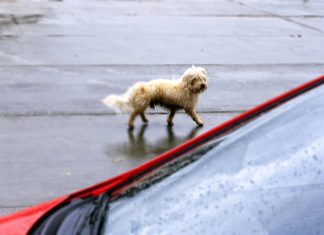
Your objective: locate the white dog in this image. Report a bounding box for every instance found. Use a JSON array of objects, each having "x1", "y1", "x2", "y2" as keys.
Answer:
[{"x1": 102, "y1": 66, "x2": 207, "y2": 128}]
